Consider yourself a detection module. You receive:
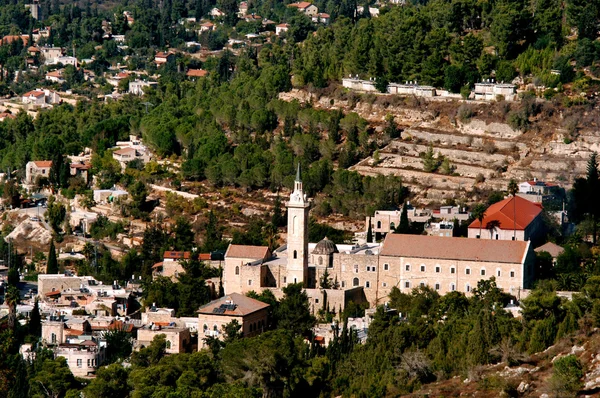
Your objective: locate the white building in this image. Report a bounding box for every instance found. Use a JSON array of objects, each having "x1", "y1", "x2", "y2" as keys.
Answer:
[{"x1": 128, "y1": 80, "x2": 157, "y2": 96}]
